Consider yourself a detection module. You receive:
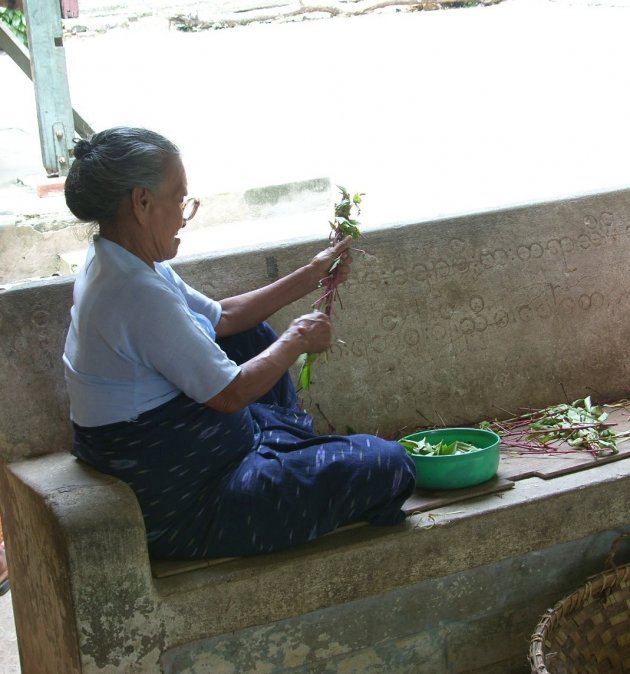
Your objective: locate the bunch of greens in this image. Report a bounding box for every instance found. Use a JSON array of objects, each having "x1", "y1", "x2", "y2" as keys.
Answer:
[
  {"x1": 0, "y1": 8, "x2": 27, "y2": 47},
  {"x1": 297, "y1": 185, "x2": 363, "y2": 391},
  {"x1": 400, "y1": 437, "x2": 482, "y2": 456},
  {"x1": 480, "y1": 396, "x2": 622, "y2": 457}
]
